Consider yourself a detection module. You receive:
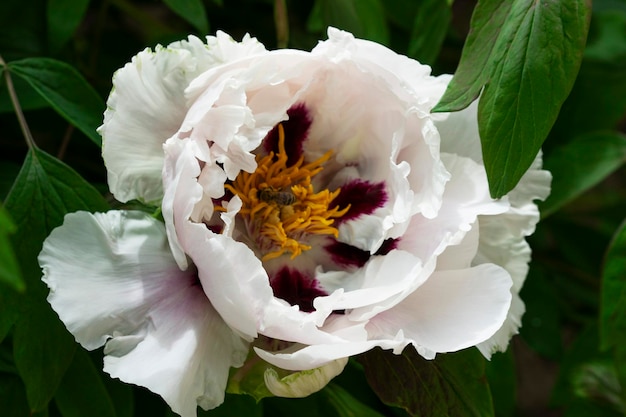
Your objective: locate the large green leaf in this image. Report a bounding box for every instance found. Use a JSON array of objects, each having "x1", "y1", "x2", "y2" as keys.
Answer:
[
  {"x1": 0, "y1": 372, "x2": 31, "y2": 417},
  {"x1": 435, "y1": 0, "x2": 591, "y2": 198},
  {"x1": 551, "y1": 10, "x2": 626, "y2": 141},
  {"x1": 519, "y1": 265, "x2": 563, "y2": 359},
  {"x1": 12, "y1": 302, "x2": 77, "y2": 413},
  {"x1": 47, "y1": 0, "x2": 92, "y2": 52},
  {"x1": 4, "y1": 148, "x2": 109, "y2": 410},
  {"x1": 194, "y1": 394, "x2": 261, "y2": 417},
  {"x1": 359, "y1": 347, "x2": 493, "y2": 417},
  {"x1": 101, "y1": 374, "x2": 134, "y2": 417},
  {"x1": 479, "y1": 0, "x2": 591, "y2": 197},
  {"x1": 8, "y1": 58, "x2": 104, "y2": 146},
  {"x1": 163, "y1": 0, "x2": 209, "y2": 34},
  {"x1": 484, "y1": 351, "x2": 516, "y2": 417},
  {"x1": 600, "y1": 220, "x2": 626, "y2": 351},
  {"x1": 0, "y1": 206, "x2": 23, "y2": 292},
  {"x1": 0, "y1": 75, "x2": 48, "y2": 113},
  {"x1": 540, "y1": 132, "x2": 626, "y2": 218},
  {"x1": 352, "y1": 0, "x2": 389, "y2": 45},
  {"x1": 54, "y1": 349, "x2": 117, "y2": 417},
  {"x1": 322, "y1": 383, "x2": 386, "y2": 417},
  {"x1": 432, "y1": 0, "x2": 513, "y2": 113}
]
